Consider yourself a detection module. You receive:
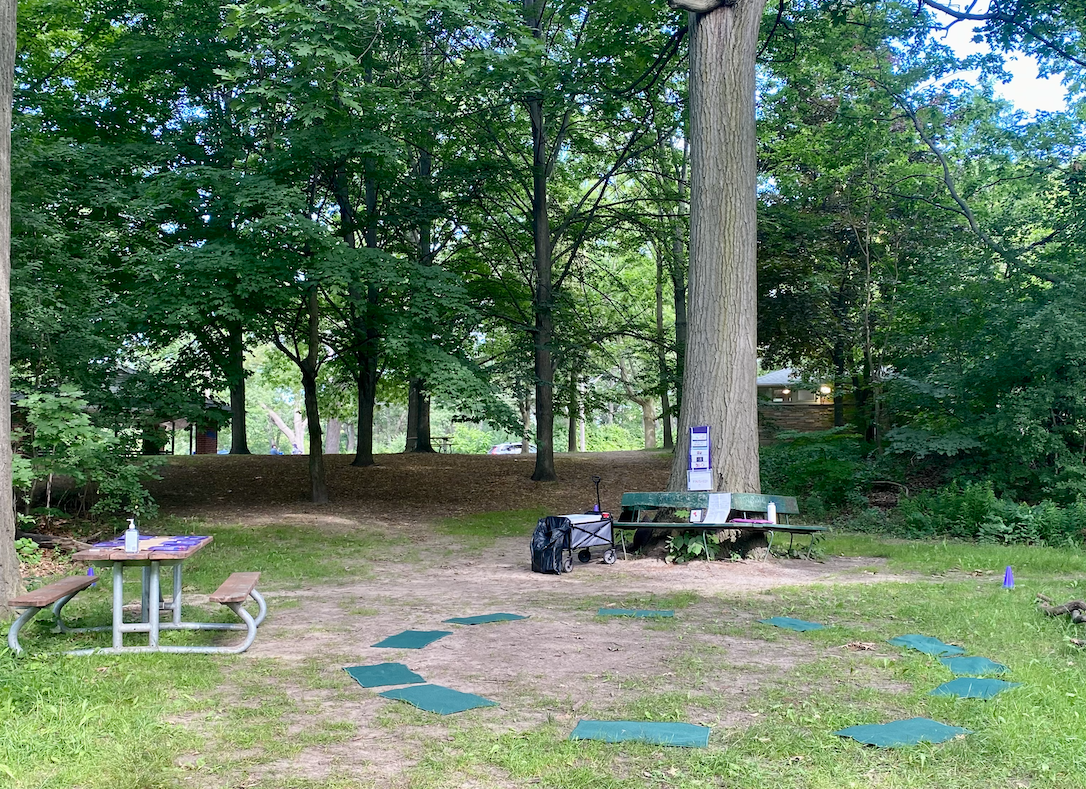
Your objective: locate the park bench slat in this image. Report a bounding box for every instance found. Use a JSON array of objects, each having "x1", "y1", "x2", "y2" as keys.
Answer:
[
  {"x1": 9, "y1": 575, "x2": 96, "y2": 608},
  {"x1": 209, "y1": 572, "x2": 260, "y2": 604}
]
